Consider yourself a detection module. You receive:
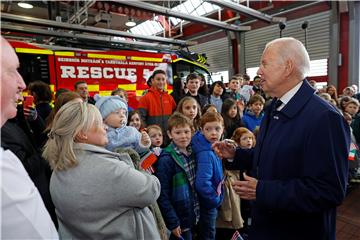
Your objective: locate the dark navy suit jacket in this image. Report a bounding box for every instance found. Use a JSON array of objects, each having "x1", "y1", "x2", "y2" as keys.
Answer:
[{"x1": 231, "y1": 80, "x2": 350, "y2": 240}]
